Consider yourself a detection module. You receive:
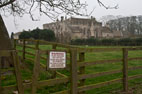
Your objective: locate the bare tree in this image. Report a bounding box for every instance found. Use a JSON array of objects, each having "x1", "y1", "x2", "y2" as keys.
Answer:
[
  {"x1": 0, "y1": 0, "x2": 89, "y2": 68},
  {"x1": 0, "y1": 0, "x2": 88, "y2": 20},
  {"x1": 0, "y1": 0, "x2": 117, "y2": 19},
  {"x1": 97, "y1": 0, "x2": 118, "y2": 9},
  {"x1": 0, "y1": 0, "x2": 117, "y2": 68}
]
